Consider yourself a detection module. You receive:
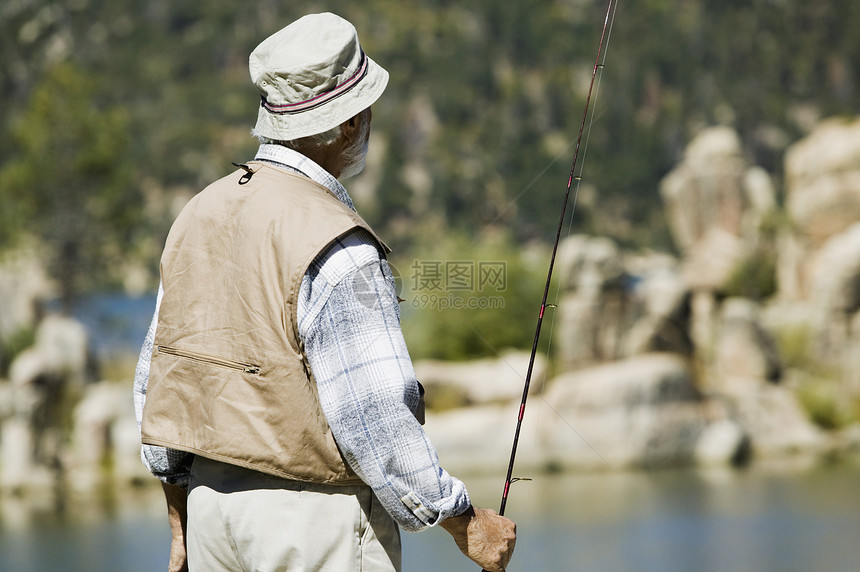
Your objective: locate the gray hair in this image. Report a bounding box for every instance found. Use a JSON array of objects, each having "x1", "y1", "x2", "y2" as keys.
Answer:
[{"x1": 252, "y1": 124, "x2": 342, "y2": 150}]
